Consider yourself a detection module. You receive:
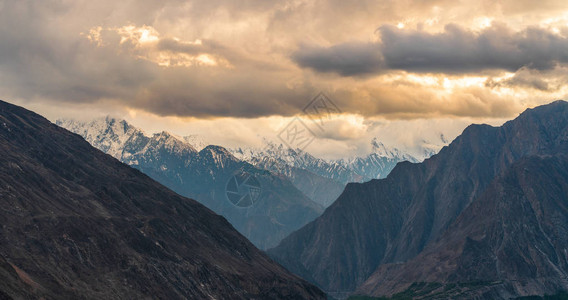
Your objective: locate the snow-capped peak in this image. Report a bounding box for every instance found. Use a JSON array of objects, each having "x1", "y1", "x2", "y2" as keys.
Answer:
[
  {"x1": 182, "y1": 135, "x2": 208, "y2": 151},
  {"x1": 370, "y1": 138, "x2": 417, "y2": 161},
  {"x1": 57, "y1": 117, "x2": 148, "y2": 159},
  {"x1": 57, "y1": 117, "x2": 200, "y2": 160}
]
